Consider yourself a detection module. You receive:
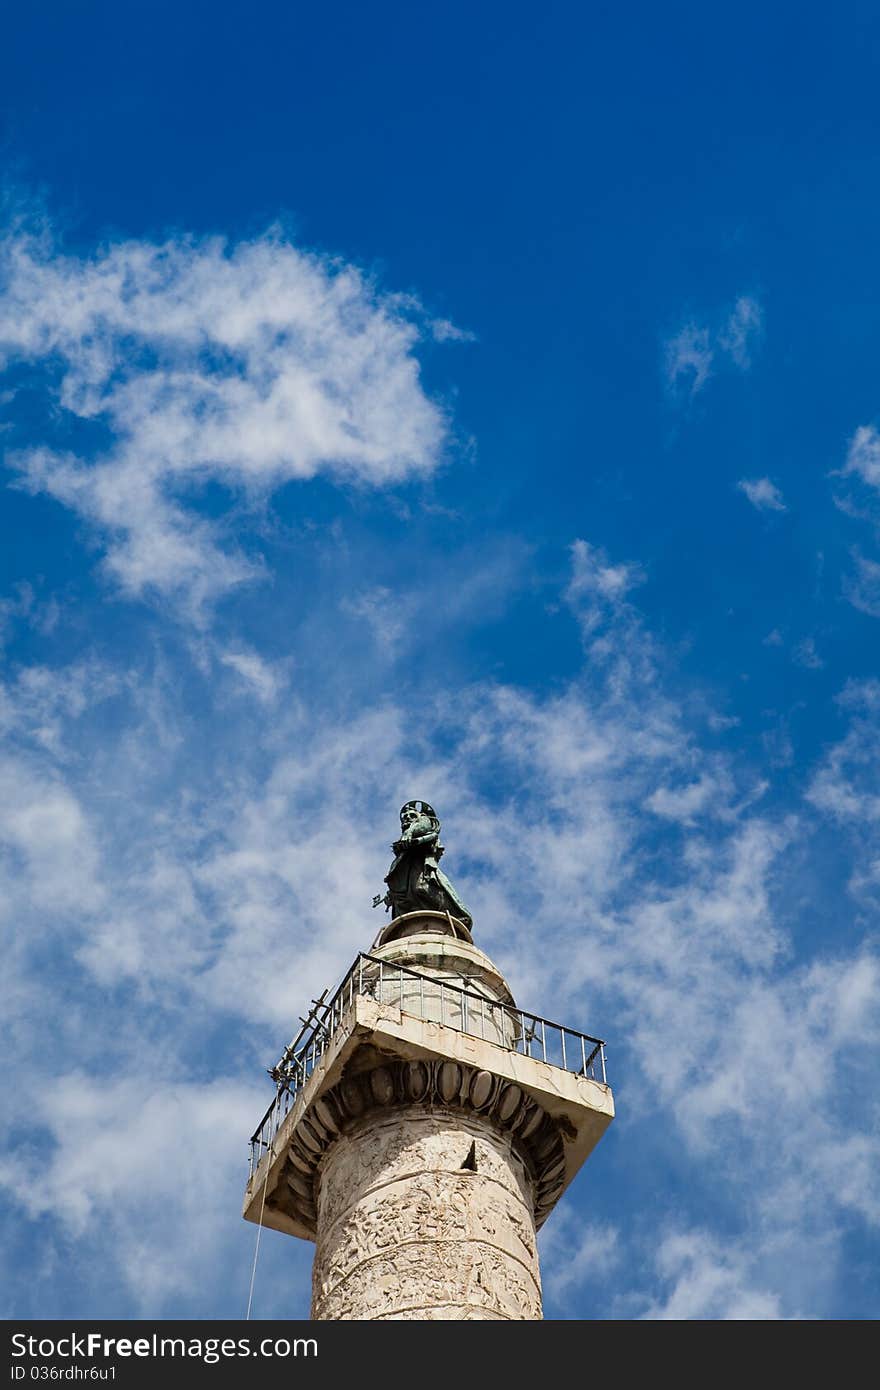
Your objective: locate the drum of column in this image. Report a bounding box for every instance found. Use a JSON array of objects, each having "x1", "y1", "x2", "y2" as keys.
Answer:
[{"x1": 310, "y1": 1106, "x2": 542, "y2": 1321}]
